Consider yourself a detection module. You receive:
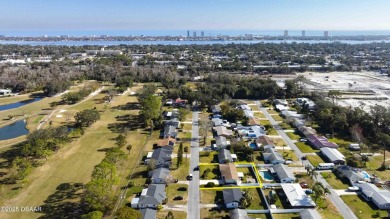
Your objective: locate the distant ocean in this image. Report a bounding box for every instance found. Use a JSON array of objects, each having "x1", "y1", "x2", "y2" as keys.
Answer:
[{"x1": 2, "y1": 30, "x2": 390, "y2": 37}]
